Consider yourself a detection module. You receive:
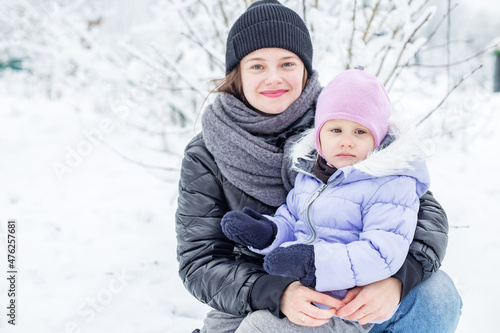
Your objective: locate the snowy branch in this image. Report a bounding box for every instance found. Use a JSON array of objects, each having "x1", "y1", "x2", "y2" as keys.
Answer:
[
  {"x1": 407, "y1": 41, "x2": 500, "y2": 68},
  {"x1": 102, "y1": 141, "x2": 180, "y2": 173},
  {"x1": 178, "y1": 9, "x2": 225, "y2": 70},
  {"x1": 384, "y1": 9, "x2": 434, "y2": 86},
  {"x1": 417, "y1": 64, "x2": 483, "y2": 126},
  {"x1": 362, "y1": 0, "x2": 381, "y2": 43},
  {"x1": 346, "y1": 0, "x2": 358, "y2": 70}
]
